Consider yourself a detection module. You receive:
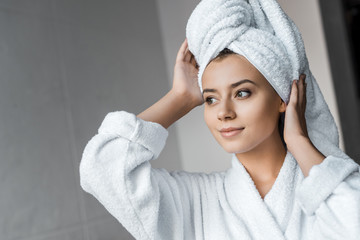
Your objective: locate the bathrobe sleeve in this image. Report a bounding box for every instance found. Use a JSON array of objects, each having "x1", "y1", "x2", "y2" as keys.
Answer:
[
  {"x1": 79, "y1": 111, "x2": 195, "y2": 240},
  {"x1": 295, "y1": 155, "x2": 360, "y2": 239}
]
